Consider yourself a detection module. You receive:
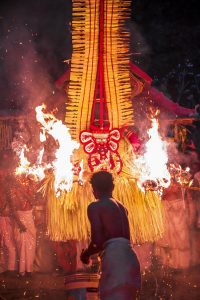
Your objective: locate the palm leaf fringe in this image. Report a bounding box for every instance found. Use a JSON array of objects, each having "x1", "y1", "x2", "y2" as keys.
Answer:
[
  {"x1": 42, "y1": 139, "x2": 164, "y2": 243},
  {"x1": 66, "y1": 0, "x2": 134, "y2": 139}
]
